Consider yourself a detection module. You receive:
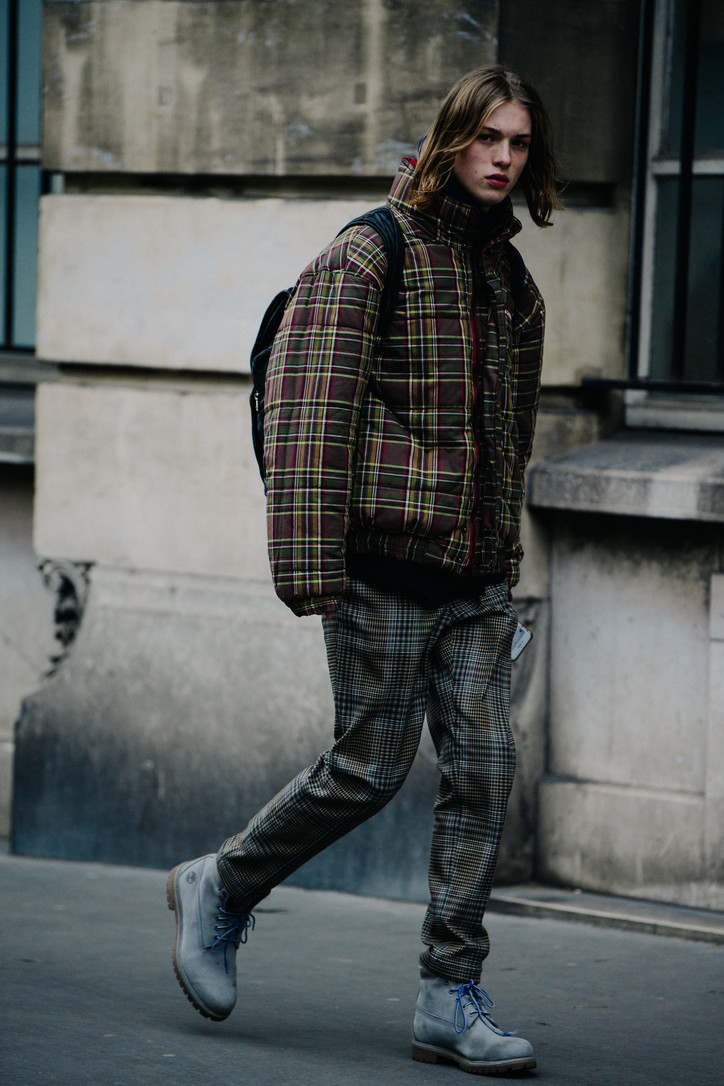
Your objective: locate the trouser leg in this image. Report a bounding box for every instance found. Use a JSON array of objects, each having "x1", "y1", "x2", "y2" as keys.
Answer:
[
  {"x1": 217, "y1": 579, "x2": 433, "y2": 908},
  {"x1": 420, "y1": 583, "x2": 518, "y2": 984}
]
